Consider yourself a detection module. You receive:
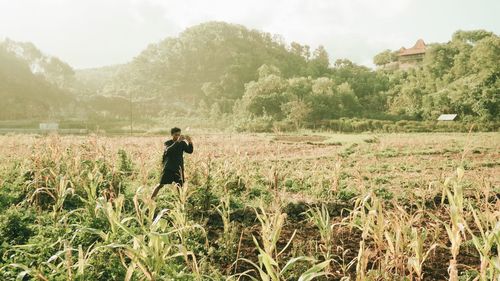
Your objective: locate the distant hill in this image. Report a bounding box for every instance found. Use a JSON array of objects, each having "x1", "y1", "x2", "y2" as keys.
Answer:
[
  {"x1": 74, "y1": 64, "x2": 123, "y2": 95},
  {"x1": 0, "y1": 40, "x2": 75, "y2": 120},
  {"x1": 1, "y1": 24, "x2": 497, "y2": 124},
  {"x1": 99, "y1": 21, "x2": 327, "y2": 113}
]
